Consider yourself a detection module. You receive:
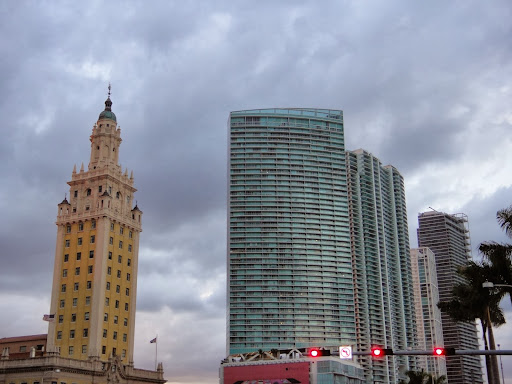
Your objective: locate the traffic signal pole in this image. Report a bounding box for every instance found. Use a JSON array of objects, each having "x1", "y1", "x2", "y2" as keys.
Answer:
[{"x1": 353, "y1": 350, "x2": 512, "y2": 356}]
